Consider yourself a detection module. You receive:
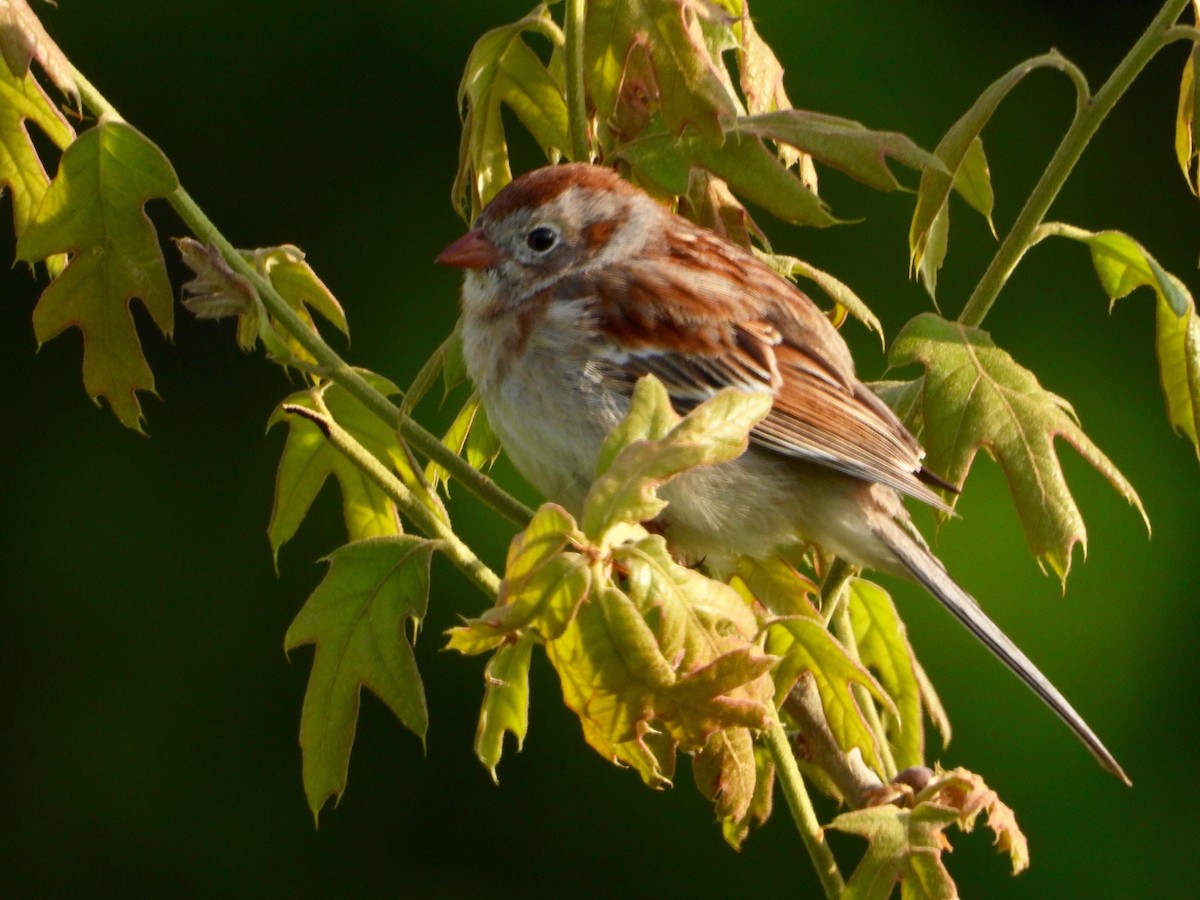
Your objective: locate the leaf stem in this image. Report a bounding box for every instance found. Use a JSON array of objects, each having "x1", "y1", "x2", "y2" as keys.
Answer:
[
  {"x1": 67, "y1": 61, "x2": 534, "y2": 530},
  {"x1": 958, "y1": 0, "x2": 1192, "y2": 328},
  {"x1": 281, "y1": 403, "x2": 501, "y2": 598},
  {"x1": 564, "y1": 0, "x2": 590, "y2": 162},
  {"x1": 764, "y1": 711, "x2": 845, "y2": 899}
]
